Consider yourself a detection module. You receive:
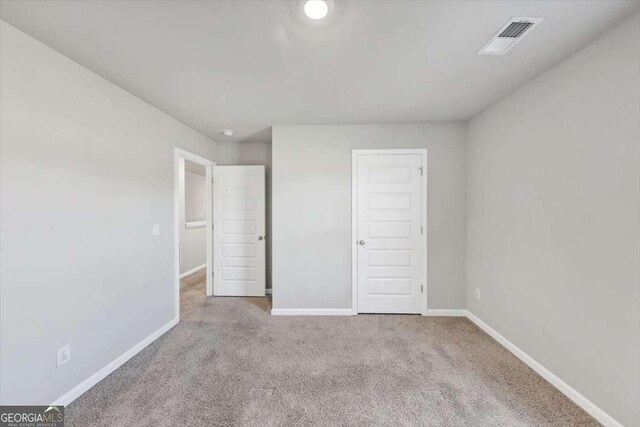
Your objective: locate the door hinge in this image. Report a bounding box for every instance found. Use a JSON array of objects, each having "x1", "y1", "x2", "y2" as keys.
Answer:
[
  {"x1": 418, "y1": 166, "x2": 423, "y2": 176},
  {"x1": 421, "y1": 285, "x2": 424, "y2": 293},
  {"x1": 420, "y1": 226, "x2": 423, "y2": 234}
]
